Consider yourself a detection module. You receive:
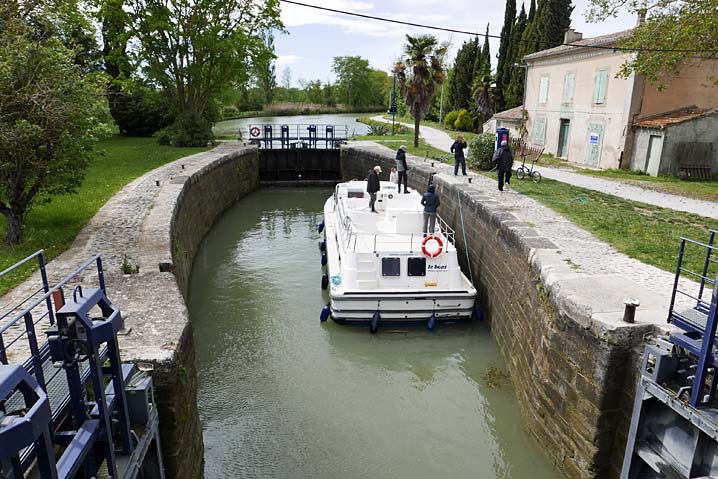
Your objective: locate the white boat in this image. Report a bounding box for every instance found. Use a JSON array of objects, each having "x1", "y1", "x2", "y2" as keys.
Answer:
[{"x1": 320, "y1": 180, "x2": 478, "y2": 331}]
